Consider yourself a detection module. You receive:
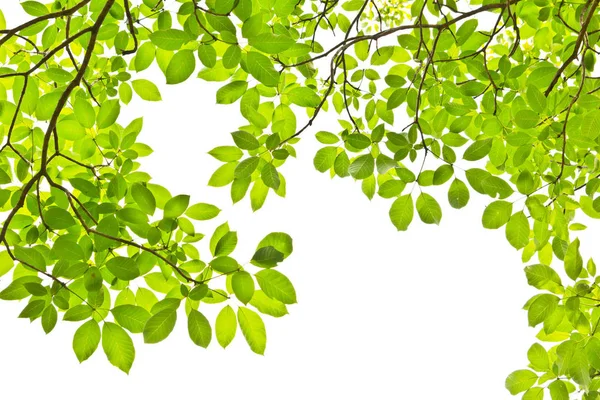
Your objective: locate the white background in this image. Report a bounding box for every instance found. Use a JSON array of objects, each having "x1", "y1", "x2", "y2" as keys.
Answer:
[{"x1": 0, "y1": 3, "x2": 593, "y2": 399}]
